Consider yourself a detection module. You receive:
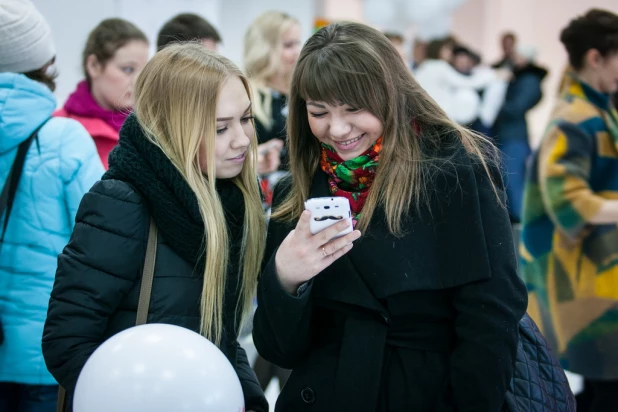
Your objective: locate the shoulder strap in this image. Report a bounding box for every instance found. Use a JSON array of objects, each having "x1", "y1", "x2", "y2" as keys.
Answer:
[
  {"x1": 0, "y1": 118, "x2": 50, "y2": 243},
  {"x1": 136, "y1": 218, "x2": 158, "y2": 325},
  {"x1": 55, "y1": 218, "x2": 158, "y2": 412}
]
